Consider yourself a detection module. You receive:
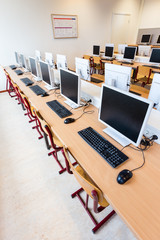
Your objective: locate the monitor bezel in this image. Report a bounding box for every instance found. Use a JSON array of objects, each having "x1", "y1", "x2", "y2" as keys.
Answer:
[
  {"x1": 123, "y1": 46, "x2": 137, "y2": 61},
  {"x1": 98, "y1": 84, "x2": 153, "y2": 147},
  {"x1": 39, "y1": 60, "x2": 52, "y2": 86},
  {"x1": 149, "y1": 48, "x2": 160, "y2": 65},
  {"x1": 60, "y1": 68, "x2": 81, "y2": 106},
  {"x1": 141, "y1": 34, "x2": 152, "y2": 44}
]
